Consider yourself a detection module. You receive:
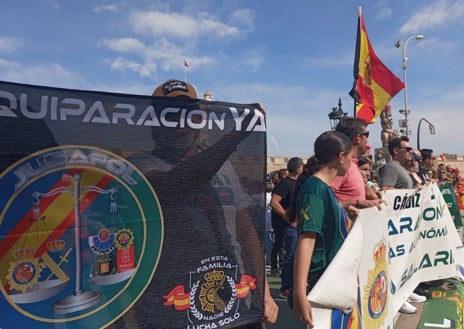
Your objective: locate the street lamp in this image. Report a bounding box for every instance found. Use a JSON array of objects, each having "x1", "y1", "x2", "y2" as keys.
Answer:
[
  {"x1": 395, "y1": 34, "x2": 424, "y2": 137},
  {"x1": 328, "y1": 97, "x2": 347, "y2": 130},
  {"x1": 417, "y1": 118, "x2": 435, "y2": 150}
]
